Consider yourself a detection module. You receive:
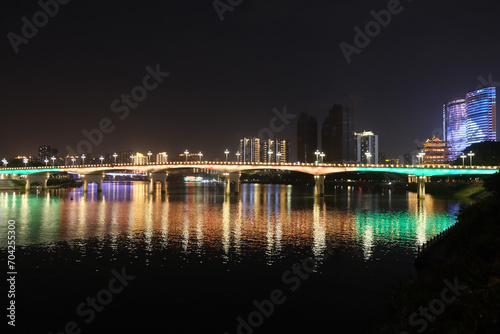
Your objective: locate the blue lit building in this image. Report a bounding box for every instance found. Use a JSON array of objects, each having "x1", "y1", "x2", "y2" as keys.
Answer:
[
  {"x1": 465, "y1": 87, "x2": 496, "y2": 145},
  {"x1": 443, "y1": 98, "x2": 467, "y2": 160}
]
